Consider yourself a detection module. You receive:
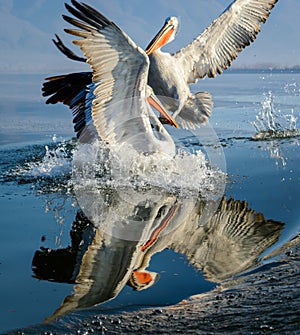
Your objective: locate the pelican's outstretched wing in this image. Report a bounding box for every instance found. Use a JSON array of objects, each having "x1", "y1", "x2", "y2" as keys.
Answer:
[
  {"x1": 174, "y1": 0, "x2": 278, "y2": 82},
  {"x1": 63, "y1": 0, "x2": 152, "y2": 145}
]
